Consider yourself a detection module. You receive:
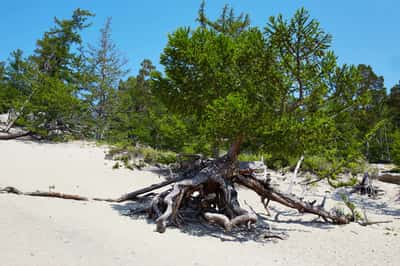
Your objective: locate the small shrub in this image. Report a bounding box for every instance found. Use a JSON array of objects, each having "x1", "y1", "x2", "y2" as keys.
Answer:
[
  {"x1": 391, "y1": 130, "x2": 400, "y2": 166},
  {"x1": 340, "y1": 193, "x2": 362, "y2": 221},
  {"x1": 239, "y1": 152, "x2": 272, "y2": 163},
  {"x1": 303, "y1": 155, "x2": 332, "y2": 173},
  {"x1": 141, "y1": 147, "x2": 176, "y2": 164},
  {"x1": 345, "y1": 159, "x2": 367, "y2": 176},
  {"x1": 112, "y1": 162, "x2": 120, "y2": 169},
  {"x1": 108, "y1": 144, "x2": 177, "y2": 168}
]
